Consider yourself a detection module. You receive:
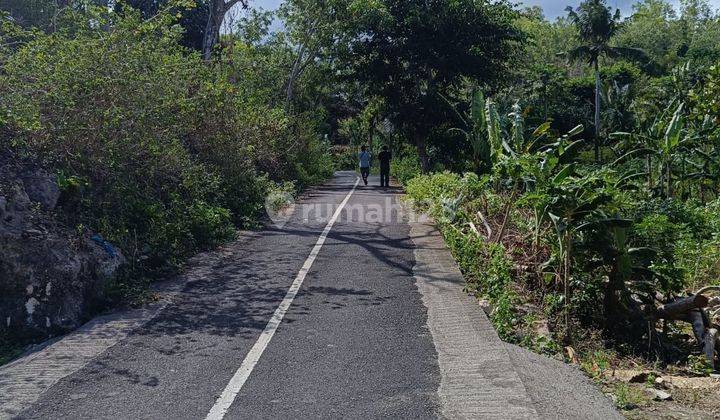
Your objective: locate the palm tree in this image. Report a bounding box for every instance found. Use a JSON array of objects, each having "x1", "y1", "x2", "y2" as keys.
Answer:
[{"x1": 565, "y1": 0, "x2": 648, "y2": 162}]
